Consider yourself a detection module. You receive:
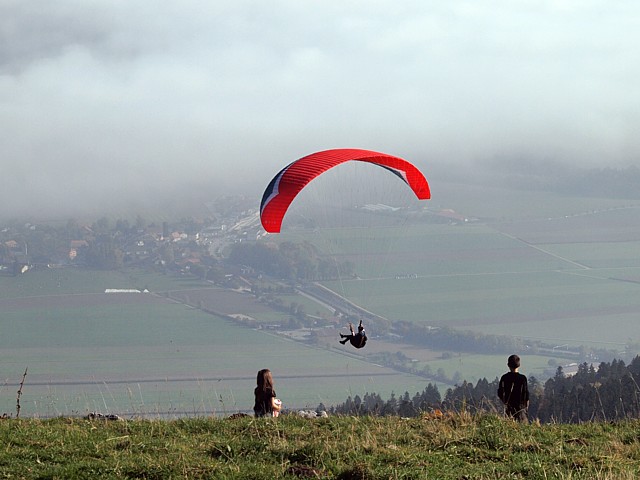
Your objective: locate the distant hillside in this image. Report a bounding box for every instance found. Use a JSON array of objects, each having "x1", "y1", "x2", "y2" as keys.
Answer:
[{"x1": 483, "y1": 161, "x2": 640, "y2": 199}]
